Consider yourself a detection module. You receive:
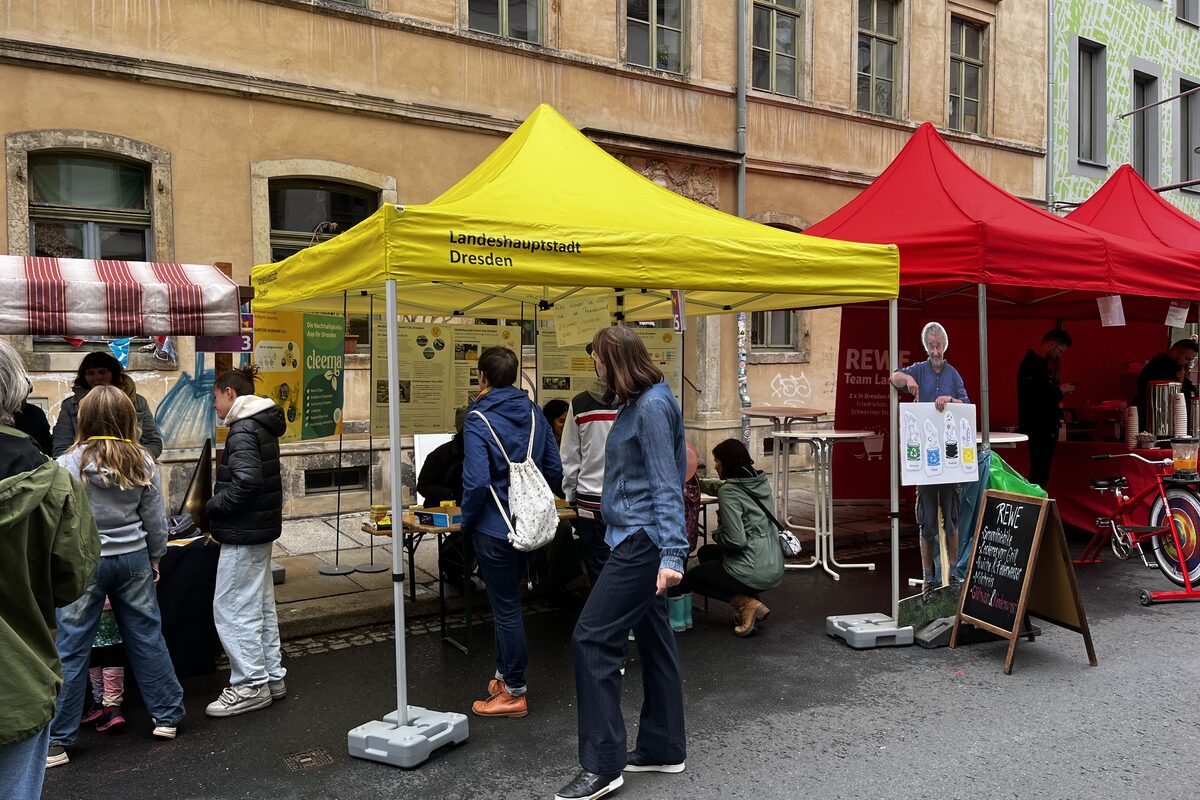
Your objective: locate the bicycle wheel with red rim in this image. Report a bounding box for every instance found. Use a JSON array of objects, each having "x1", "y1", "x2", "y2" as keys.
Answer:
[{"x1": 1147, "y1": 486, "x2": 1200, "y2": 588}]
